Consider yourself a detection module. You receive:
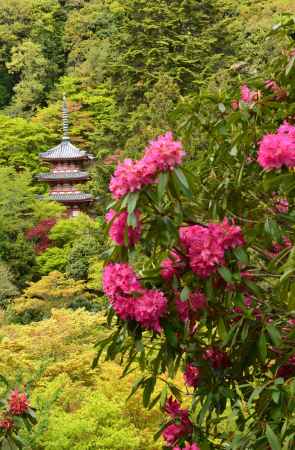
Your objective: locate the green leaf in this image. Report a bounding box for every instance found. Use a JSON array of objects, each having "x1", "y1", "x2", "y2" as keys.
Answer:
[
  {"x1": 217, "y1": 317, "x2": 228, "y2": 341},
  {"x1": 180, "y1": 286, "x2": 190, "y2": 302},
  {"x1": 266, "y1": 324, "x2": 282, "y2": 347},
  {"x1": 174, "y1": 167, "x2": 189, "y2": 190},
  {"x1": 126, "y1": 376, "x2": 146, "y2": 402},
  {"x1": 233, "y1": 247, "x2": 249, "y2": 265},
  {"x1": 266, "y1": 424, "x2": 281, "y2": 450},
  {"x1": 164, "y1": 324, "x2": 178, "y2": 348},
  {"x1": 127, "y1": 192, "x2": 139, "y2": 214},
  {"x1": 258, "y1": 332, "x2": 267, "y2": 363},
  {"x1": 143, "y1": 377, "x2": 156, "y2": 408},
  {"x1": 218, "y1": 266, "x2": 233, "y2": 284},
  {"x1": 158, "y1": 172, "x2": 169, "y2": 199}
]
